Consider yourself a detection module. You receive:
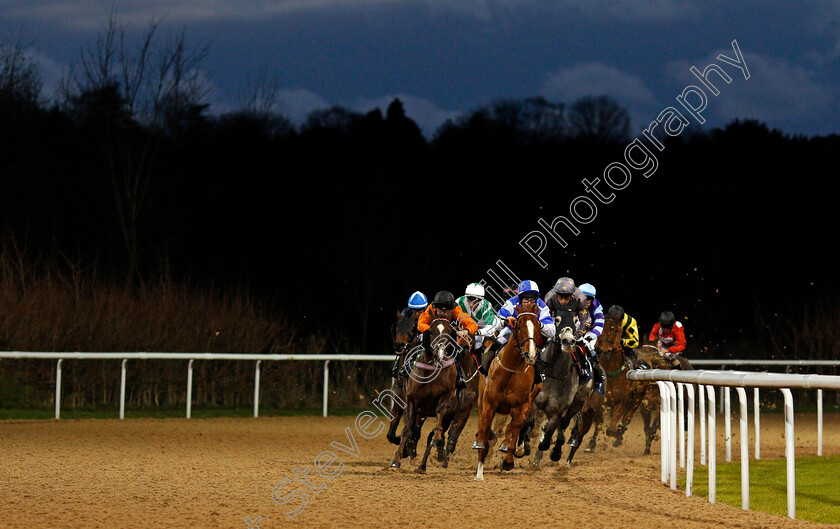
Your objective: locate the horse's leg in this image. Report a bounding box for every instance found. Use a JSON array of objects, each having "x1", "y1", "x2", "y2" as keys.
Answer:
[
  {"x1": 567, "y1": 406, "x2": 595, "y2": 465},
  {"x1": 445, "y1": 386, "x2": 475, "y2": 457},
  {"x1": 439, "y1": 407, "x2": 457, "y2": 469},
  {"x1": 515, "y1": 409, "x2": 535, "y2": 458},
  {"x1": 416, "y1": 430, "x2": 436, "y2": 474},
  {"x1": 641, "y1": 401, "x2": 656, "y2": 456},
  {"x1": 474, "y1": 397, "x2": 495, "y2": 481},
  {"x1": 391, "y1": 401, "x2": 415, "y2": 468},
  {"x1": 502, "y1": 404, "x2": 529, "y2": 471},
  {"x1": 386, "y1": 383, "x2": 406, "y2": 445},
  {"x1": 539, "y1": 412, "x2": 561, "y2": 453},
  {"x1": 585, "y1": 402, "x2": 604, "y2": 453},
  {"x1": 407, "y1": 415, "x2": 425, "y2": 460}
]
